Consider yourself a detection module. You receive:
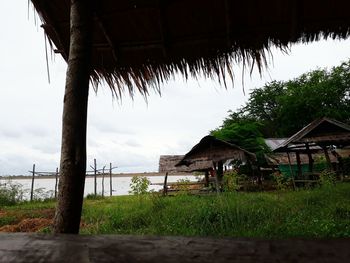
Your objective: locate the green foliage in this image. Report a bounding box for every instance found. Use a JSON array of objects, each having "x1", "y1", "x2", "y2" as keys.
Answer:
[
  {"x1": 4, "y1": 184, "x2": 350, "y2": 238},
  {"x1": 77, "y1": 183, "x2": 350, "y2": 237},
  {"x1": 129, "y1": 175, "x2": 150, "y2": 195},
  {"x1": 319, "y1": 170, "x2": 337, "y2": 188},
  {"x1": 222, "y1": 171, "x2": 248, "y2": 192},
  {"x1": 272, "y1": 172, "x2": 291, "y2": 191},
  {"x1": 210, "y1": 118, "x2": 269, "y2": 166},
  {"x1": 215, "y1": 60, "x2": 350, "y2": 138},
  {"x1": 0, "y1": 181, "x2": 25, "y2": 206},
  {"x1": 86, "y1": 193, "x2": 104, "y2": 200},
  {"x1": 174, "y1": 178, "x2": 191, "y2": 193}
]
